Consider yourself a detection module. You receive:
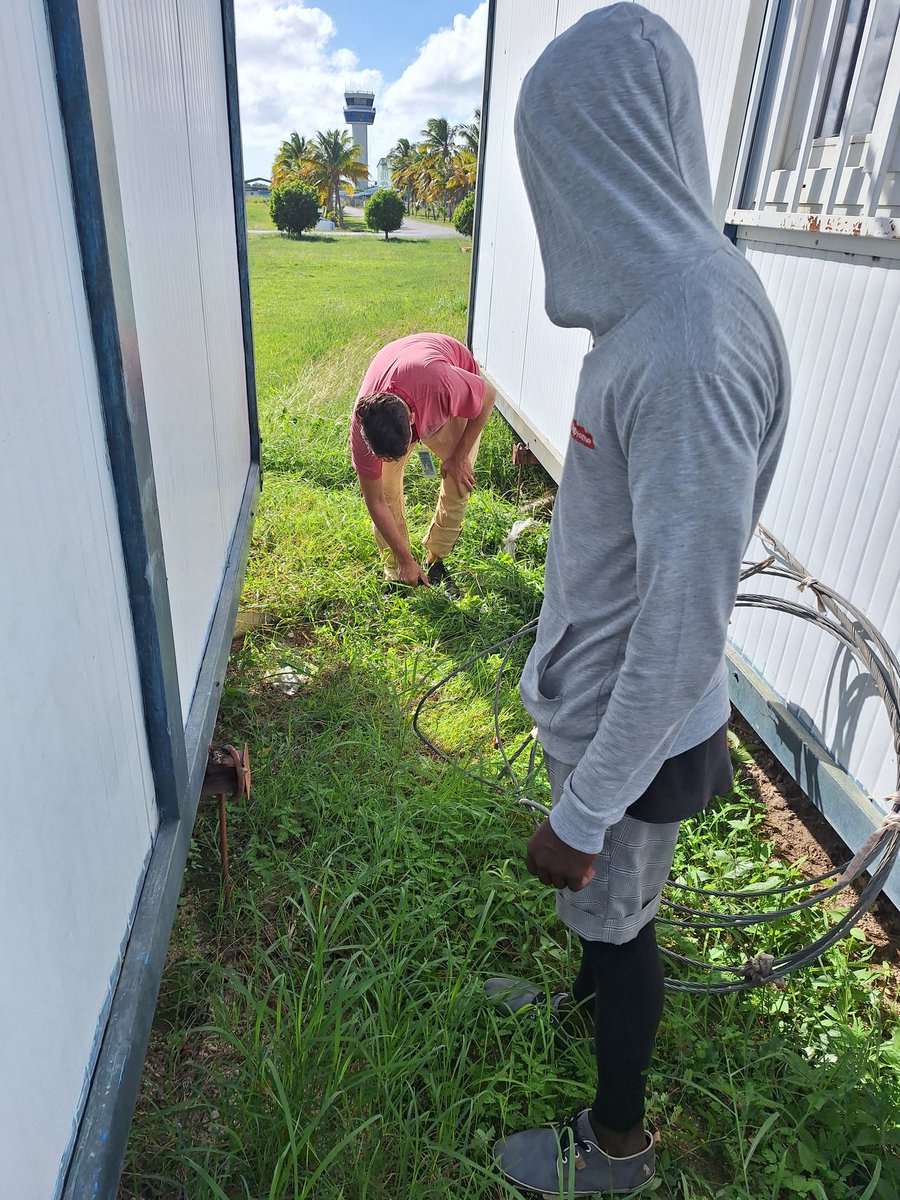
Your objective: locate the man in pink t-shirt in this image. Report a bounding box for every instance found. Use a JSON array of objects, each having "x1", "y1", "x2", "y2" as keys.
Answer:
[{"x1": 350, "y1": 332, "x2": 496, "y2": 592}]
